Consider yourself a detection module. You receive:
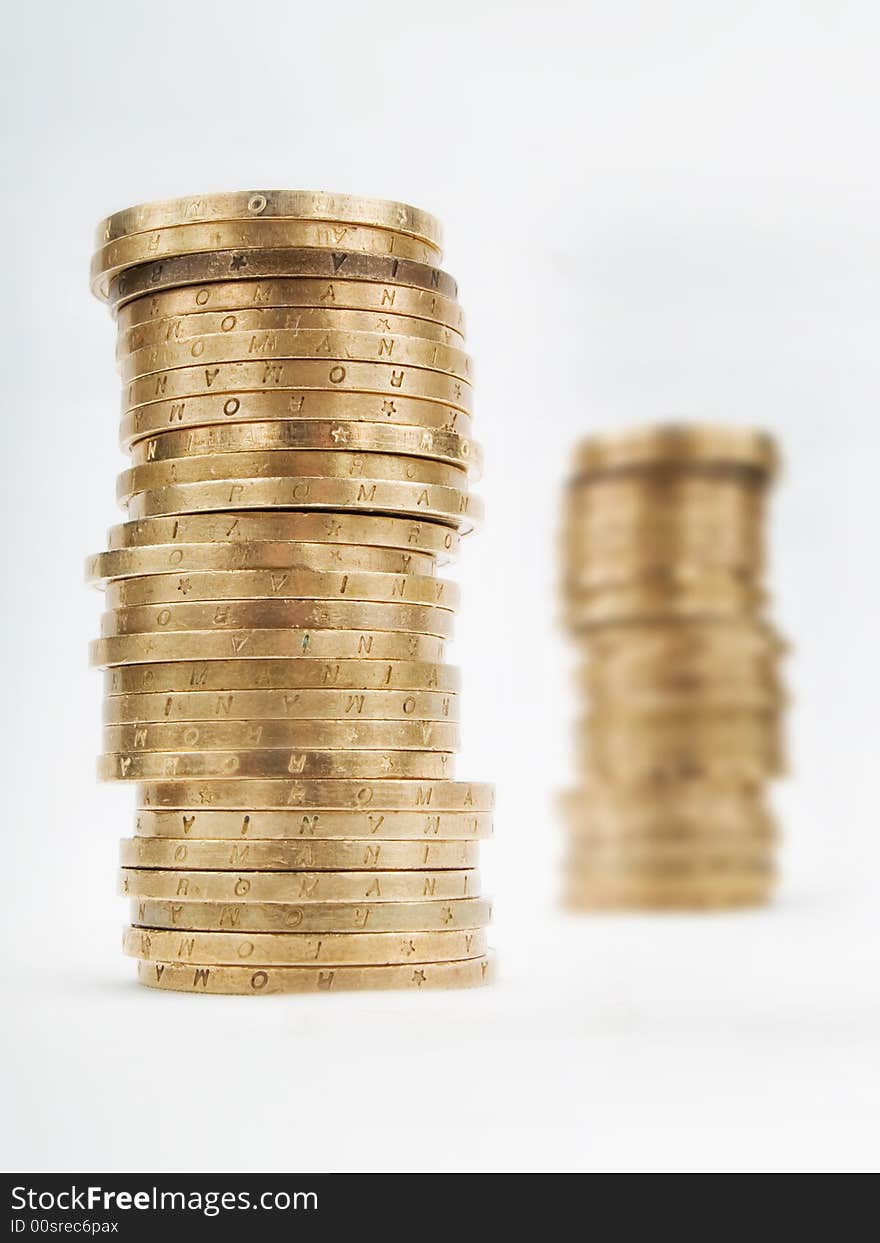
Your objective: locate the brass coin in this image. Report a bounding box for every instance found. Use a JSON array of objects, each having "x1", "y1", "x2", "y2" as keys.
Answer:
[
  {"x1": 105, "y1": 719, "x2": 460, "y2": 753},
  {"x1": 118, "y1": 305, "x2": 463, "y2": 357},
  {"x1": 126, "y1": 421, "x2": 481, "y2": 476},
  {"x1": 117, "y1": 449, "x2": 466, "y2": 501},
  {"x1": 137, "y1": 778, "x2": 494, "y2": 811},
  {"x1": 120, "y1": 329, "x2": 471, "y2": 384},
  {"x1": 105, "y1": 687, "x2": 459, "y2": 724},
  {"x1": 115, "y1": 278, "x2": 464, "y2": 335},
  {"x1": 92, "y1": 220, "x2": 439, "y2": 297},
  {"x1": 121, "y1": 391, "x2": 472, "y2": 448},
  {"x1": 87, "y1": 540, "x2": 439, "y2": 584},
  {"x1": 103, "y1": 658, "x2": 460, "y2": 695},
  {"x1": 130, "y1": 897, "x2": 491, "y2": 933},
  {"x1": 120, "y1": 867, "x2": 481, "y2": 902},
  {"x1": 106, "y1": 511, "x2": 460, "y2": 560},
  {"x1": 132, "y1": 807, "x2": 490, "y2": 840},
  {"x1": 100, "y1": 600, "x2": 454, "y2": 638},
  {"x1": 135, "y1": 955, "x2": 493, "y2": 994},
  {"x1": 123, "y1": 359, "x2": 472, "y2": 416},
  {"x1": 101, "y1": 750, "x2": 454, "y2": 781},
  {"x1": 107, "y1": 249, "x2": 459, "y2": 308},
  {"x1": 120, "y1": 836, "x2": 481, "y2": 869},
  {"x1": 97, "y1": 191, "x2": 443, "y2": 250},
  {"x1": 90, "y1": 630, "x2": 446, "y2": 667},
  {"x1": 123, "y1": 925, "x2": 488, "y2": 965}
]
